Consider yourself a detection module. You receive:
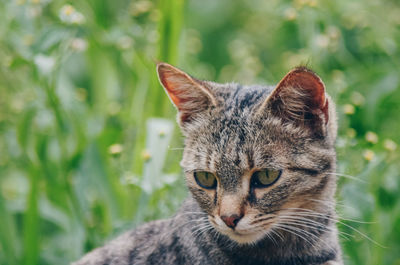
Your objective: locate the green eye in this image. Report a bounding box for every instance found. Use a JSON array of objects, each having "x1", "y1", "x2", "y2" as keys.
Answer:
[
  {"x1": 194, "y1": 171, "x2": 217, "y2": 189},
  {"x1": 251, "y1": 169, "x2": 281, "y2": 188}
]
